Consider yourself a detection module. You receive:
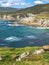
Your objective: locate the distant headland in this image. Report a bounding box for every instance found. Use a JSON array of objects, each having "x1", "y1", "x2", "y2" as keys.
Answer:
[{"x1": 0, "y1": 3, "x2": 49, "y2": 27}]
